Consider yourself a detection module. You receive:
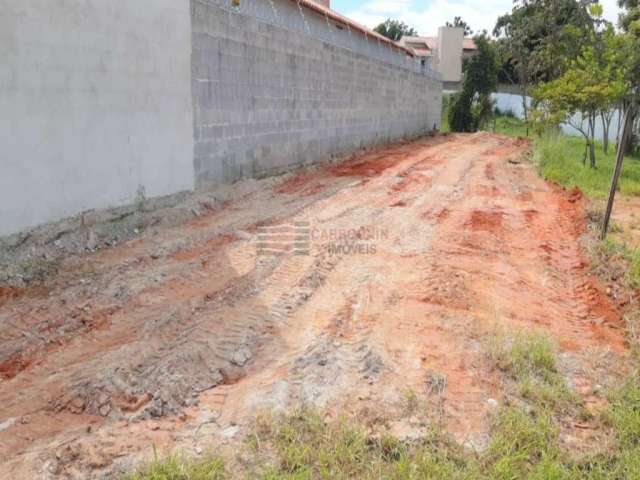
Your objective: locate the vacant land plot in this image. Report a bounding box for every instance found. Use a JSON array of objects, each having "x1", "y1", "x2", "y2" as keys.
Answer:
[{"x1": 0, "y1": 133, "x2": 632, "y2": 478}]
